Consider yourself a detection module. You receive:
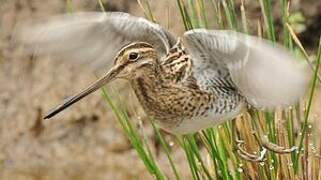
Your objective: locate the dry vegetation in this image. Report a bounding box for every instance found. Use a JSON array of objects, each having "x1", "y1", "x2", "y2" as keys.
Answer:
[{"x1": 0, "y1": 0, "x2": 321, "y2": 179}]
